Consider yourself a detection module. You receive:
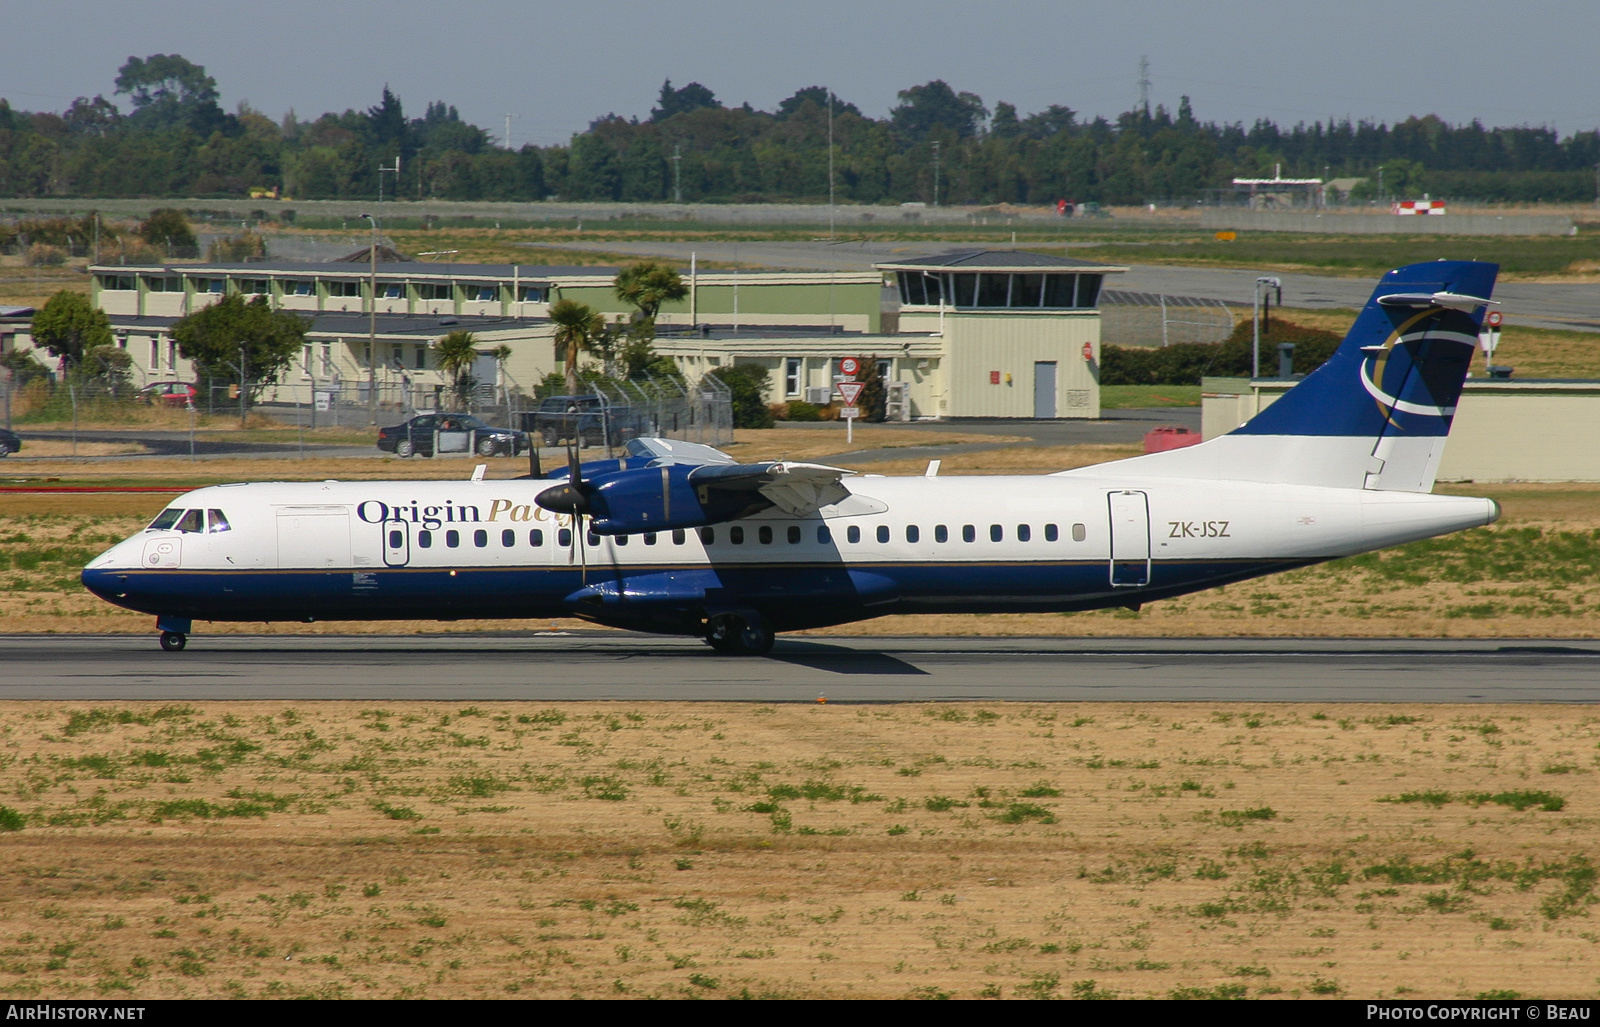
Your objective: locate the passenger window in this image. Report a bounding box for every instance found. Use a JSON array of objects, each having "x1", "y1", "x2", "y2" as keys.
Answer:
[
  {"x1": 176, "y1": 509, "x2": 204, "y2": 533},
  {"x1": 529, "y1": 529, "x2": 543, "y2": 547},
  {"x1": 730, "y1": 526, "x2": 744, "y2": 544},
  {"x1": 148, "y1": 509, "x2": 182, "y2": 530},
  {"x1": 558, "y1": 528, "x2": 571, "y2": 547},
  {"x1": 1045, "y1": 523, "x2": 1059, "y2": 542},
  {"x1": 847, "y1": 525, "x2": 861, "y2": 544},
  {"x1": 446, "y1": 530, "x2": 460, "y2": 548},
  {"x1": 501, "y1": 529, "x2": 515, "y2": 547},
  {"x1": 474, "y1": 529, "x2": 488, "y2": 548},
  {"x1": 389, "y1": 530, "x2": 403, "y2": 548},
  {"x1": 418, "y1": 530, "x2": 432, "y2": 548},
  {"x1": 906, "y1": 525, "x2": 919, "y2": 543},
  {"x1": 615, "y1": 534, "x2": 628, "y2": 546},
  {"x1": 934, "y1": 524, "x2": 948, "y2": 543},
  {"x1": 759, "y1": 526, "x2": 772, "y2": 544},
  {"x1": 962, "y1": 524, "x2": 975, "y2": 543},
  {"x1": 672, "y1": 529, "x2": 686, "y2": 545},
  {"x1": 587, "y1": 530, "x2": 600, "y2": 547},
  {"x1": 207, "y1": 510, "x2": 231, "y2": 533},
  {"x1": 1017, "y1": 524, "x2": 1031, "y2": 542},
  {"x1": 817, "y1": 526, "x2": 831, "y2": 544},
  {"x1": 990, "y1": 524, "x2": 1003, "y2": 542},
  {"x1": 876, "y1": 525, "x2": 890, "y2": 543},
  {"x1": 1072, "y1": 523, "x2": 1087, "y2": 542},
  {"x1": 700, "y1": 527, "x2": 715, "y2": 545},
  {"x1": 787, "y1": 526, "x2": 801, "y2": 544},
  {"x1": 643, "y1": 533, "x2": 657, "y2": 545}
]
